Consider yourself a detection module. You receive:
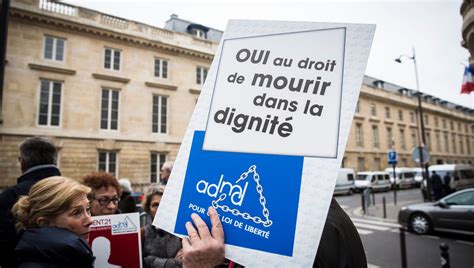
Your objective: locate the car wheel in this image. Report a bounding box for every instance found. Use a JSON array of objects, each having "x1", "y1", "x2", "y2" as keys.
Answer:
[
  {"x1": 410, "y1": 213, "x2": 431, "y2": 235},
  {"x1": 347, "y1": 188, "x2": 353, "y2": 196}
]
